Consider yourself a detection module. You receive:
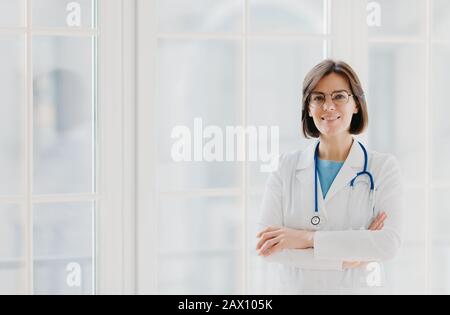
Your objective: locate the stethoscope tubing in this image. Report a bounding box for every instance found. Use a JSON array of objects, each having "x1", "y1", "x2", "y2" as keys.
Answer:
[{"x1": 312, "y1": 141, "x2": 375, "y2": 226}]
